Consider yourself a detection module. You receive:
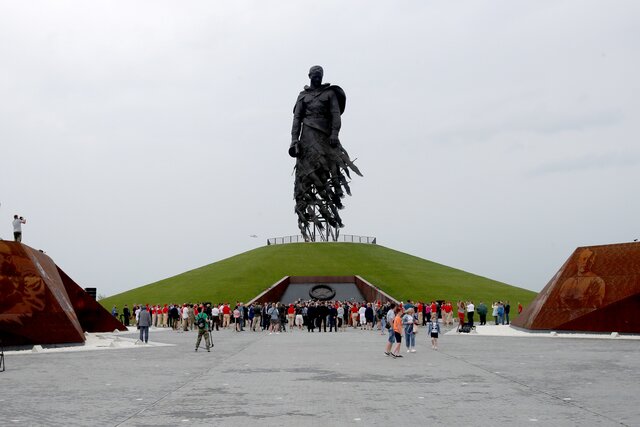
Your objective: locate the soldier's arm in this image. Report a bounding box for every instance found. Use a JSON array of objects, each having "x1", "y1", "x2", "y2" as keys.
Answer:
[{"x1": 291, "y1": 96, "x2": 305, "y2": 142}]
